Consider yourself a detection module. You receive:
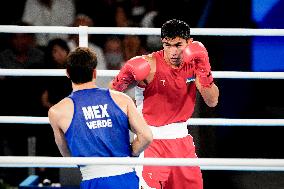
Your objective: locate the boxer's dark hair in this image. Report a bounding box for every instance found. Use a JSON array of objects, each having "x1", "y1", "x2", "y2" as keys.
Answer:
[
  {"x1": 66, "y1": 47, "x2": 97, "y2": 84},
  {"x1": 161, "y1": 19, "x2": 190, "y2": 40}
]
